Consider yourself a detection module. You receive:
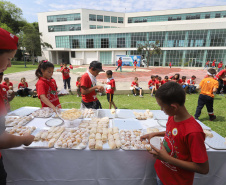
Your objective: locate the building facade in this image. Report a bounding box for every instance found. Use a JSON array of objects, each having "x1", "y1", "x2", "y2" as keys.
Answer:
[{"x1": 38, "y1": 6, "x2": 226, "y2": 67}]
